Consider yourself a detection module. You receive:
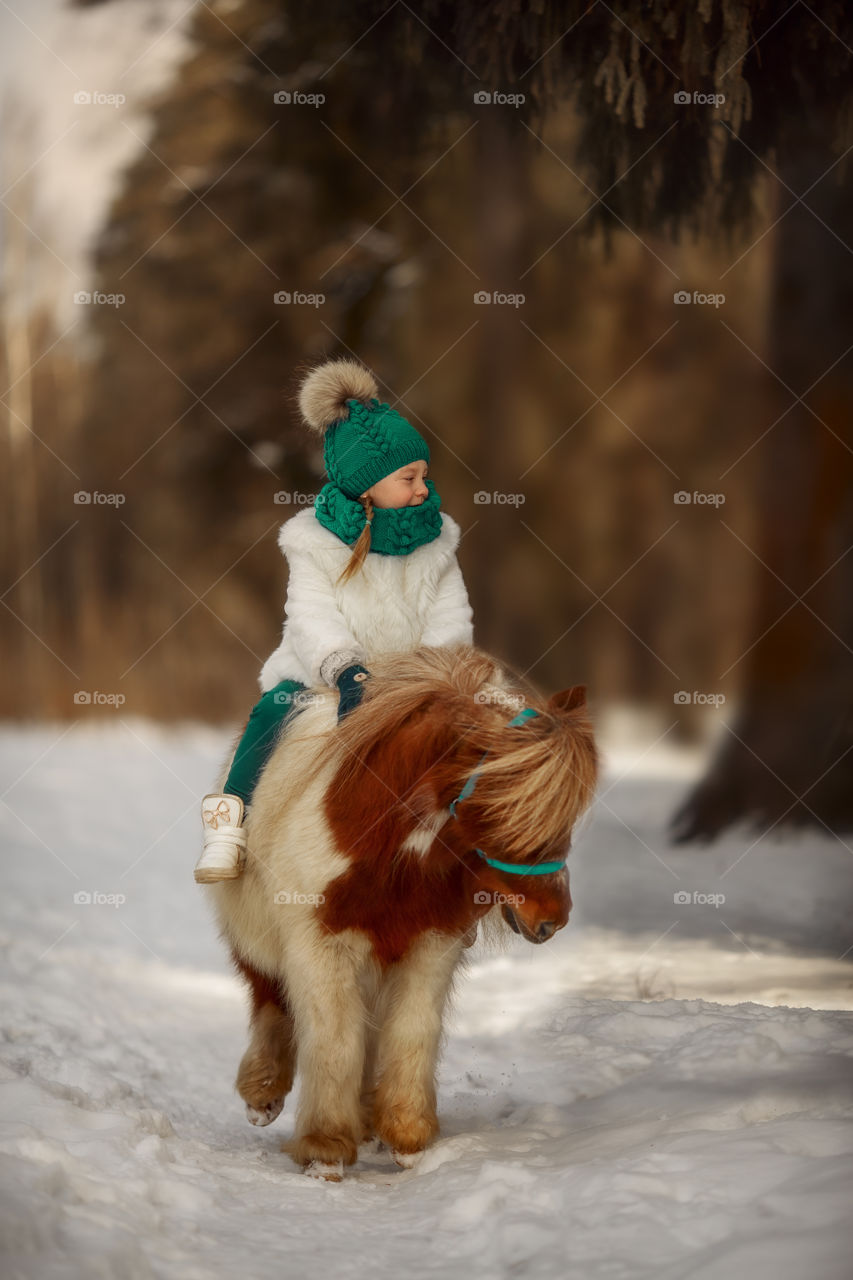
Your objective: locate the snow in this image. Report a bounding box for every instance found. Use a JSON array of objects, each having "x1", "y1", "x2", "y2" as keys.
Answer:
[{"x1": 1, "y1": 717, "x2": 853, "y2": 1278}]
